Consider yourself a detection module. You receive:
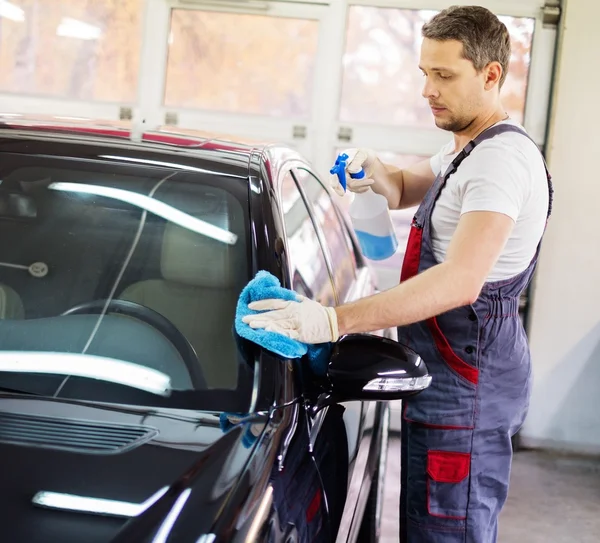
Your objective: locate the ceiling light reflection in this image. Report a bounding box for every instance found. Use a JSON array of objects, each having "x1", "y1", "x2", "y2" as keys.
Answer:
[
  {"x1": 56, "y1": 17, "x2": 101, "y2": 40},
  {"x1": 32, "y1": 486, "x2": 169, "y2": 517},
  {"x1": 0, "y1": 352, "x2": 172, "y2": 396},
  {"x1": 48, "y1": 182, "x2": 238, "y2": 245},
  {"x1": 99, "y1": 155, "x2": 227, "y2": 176},
  {"x1": 153, "y1": 489, "x2": 192, "y2": 543},
  {"x1": 0, "y1": 1, "x2": 25, "y2": 22}
]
